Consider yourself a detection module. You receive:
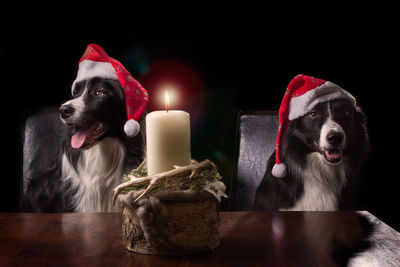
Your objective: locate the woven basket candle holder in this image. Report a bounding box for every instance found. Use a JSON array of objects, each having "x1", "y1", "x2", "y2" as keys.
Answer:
[{"x1": 112, "y1": 159, "x2": 227, "y2": 255}]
